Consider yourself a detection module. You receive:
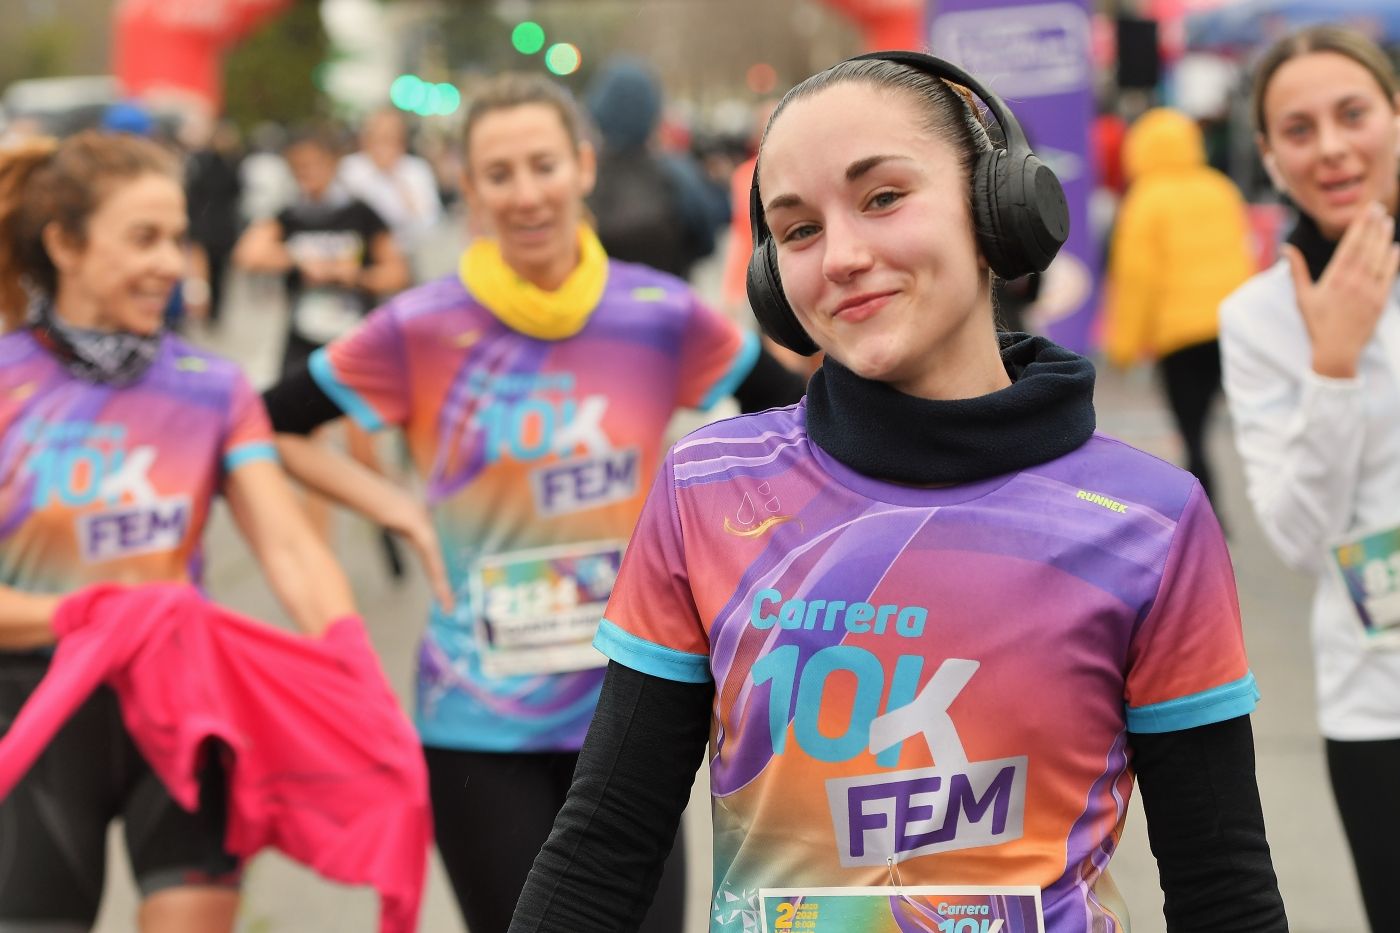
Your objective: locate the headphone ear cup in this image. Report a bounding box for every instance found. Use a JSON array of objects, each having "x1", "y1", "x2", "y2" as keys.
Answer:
[
  {"x1": 971, "y1": 150, "x2": 1012, "y2": 276},
  {"x1": 747, "y1": 236, "x2": 820, "y2": 356},
  {"x1": 973, "y1": 149, "x2": 1068, "y2": 280},
  {"x1": 1007, "y1": 152, "x2": 1068, "y2": 276}
]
